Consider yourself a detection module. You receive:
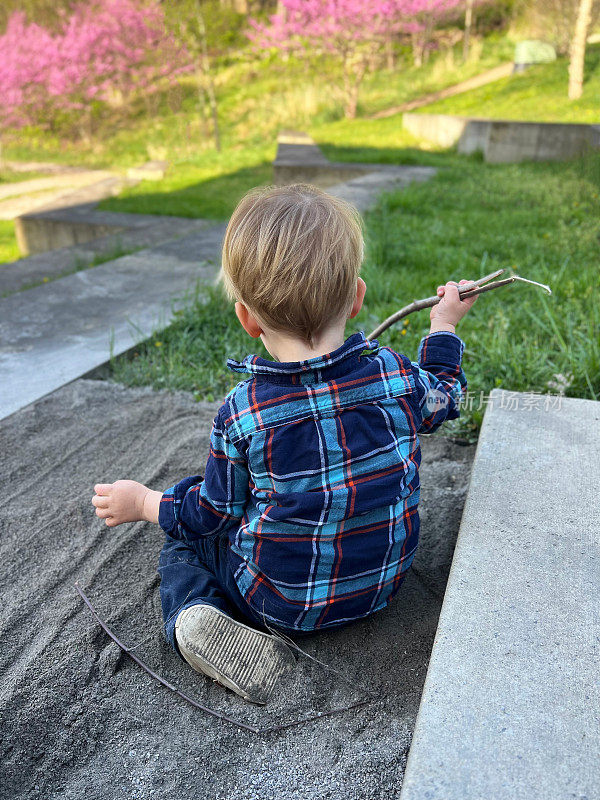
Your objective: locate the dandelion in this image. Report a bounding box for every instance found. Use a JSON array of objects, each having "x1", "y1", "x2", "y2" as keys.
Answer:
[{"x1": 155, "y1": 341, "x2": 162, "y2": 347}]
